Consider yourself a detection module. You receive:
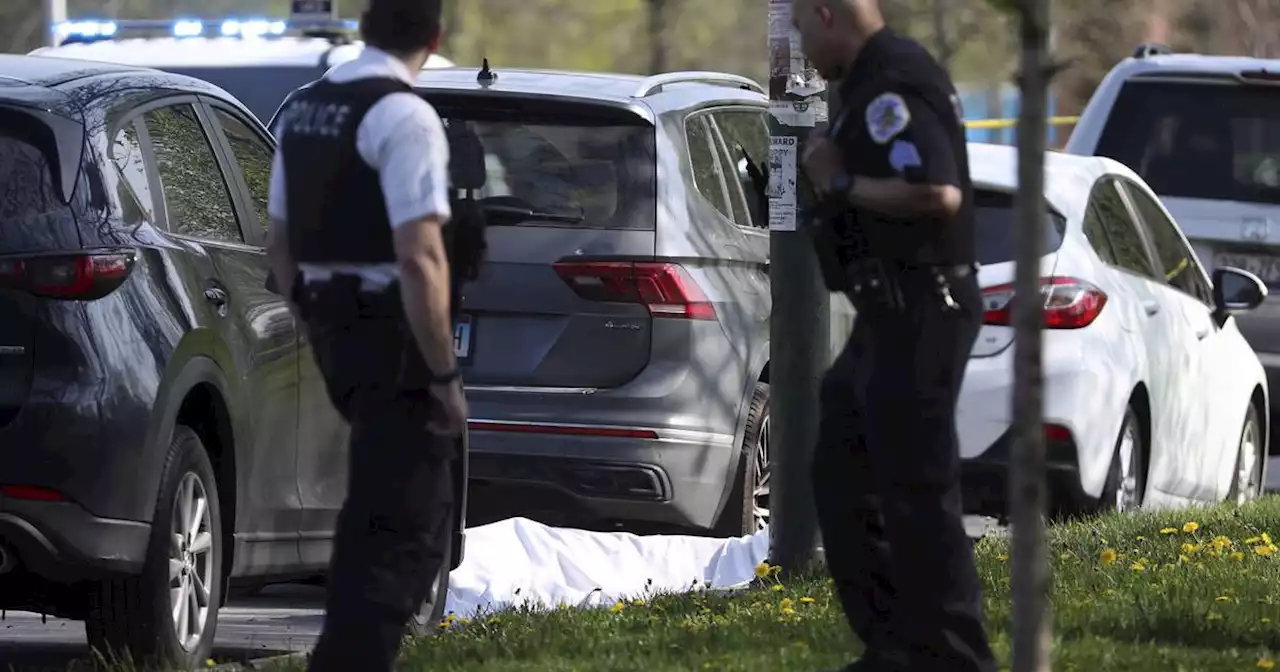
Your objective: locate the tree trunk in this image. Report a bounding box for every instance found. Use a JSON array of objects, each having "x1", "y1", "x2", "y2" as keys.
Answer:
[
  {"x1": 932, "y1": 0, "x2": 957, "y2": 69},
  {"x1": 648, "y1": 0, "x2": 668, "y2": 74},
  {"x1": 1010, "y1": 0, "x2": 1054, "y2": 670}
]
